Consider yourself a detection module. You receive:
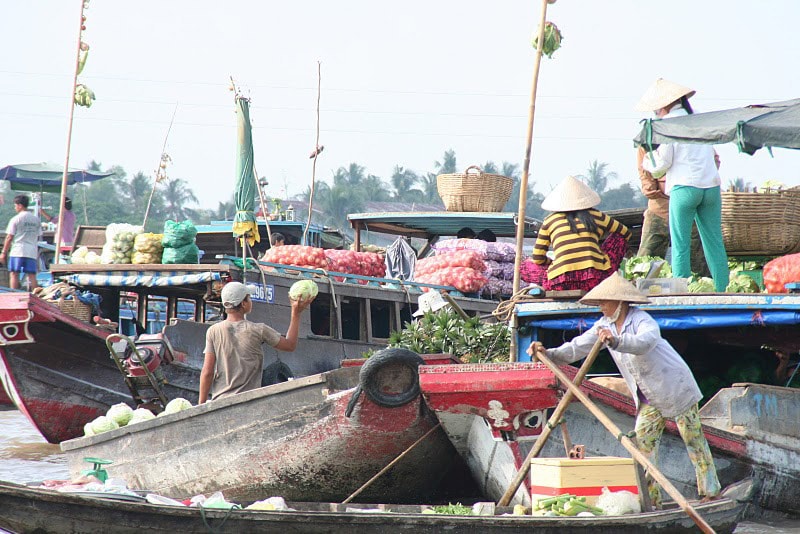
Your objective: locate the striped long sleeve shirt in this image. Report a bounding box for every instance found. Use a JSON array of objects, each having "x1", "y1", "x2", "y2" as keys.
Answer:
[{"x1": 532, "y1": 209, "x2": 631, "y2": 280}]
